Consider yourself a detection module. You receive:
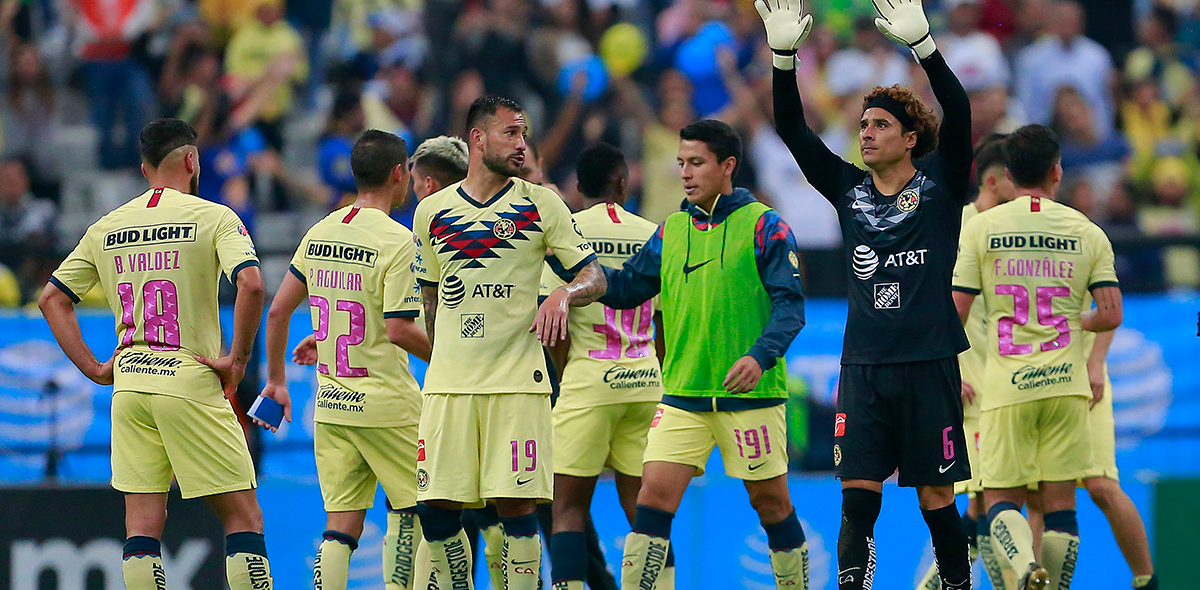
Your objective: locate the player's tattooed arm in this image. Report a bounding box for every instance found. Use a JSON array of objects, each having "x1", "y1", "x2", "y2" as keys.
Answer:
[
  {"x1": 1082, "y1": 285, "x2": 1123, "y2": 333},
  {"x1": 421, "y1": 284, "x2": 438, "y2": 347},
  {"x1": 561, "y1": 259, "x2": 607, "y2": 307}
]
